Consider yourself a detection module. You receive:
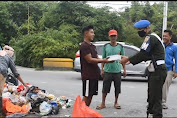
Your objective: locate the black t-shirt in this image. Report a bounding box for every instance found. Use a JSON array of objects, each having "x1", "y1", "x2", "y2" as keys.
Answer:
[{"x1": 80, "y1": 41, "x2": 100, "y2": 80}]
